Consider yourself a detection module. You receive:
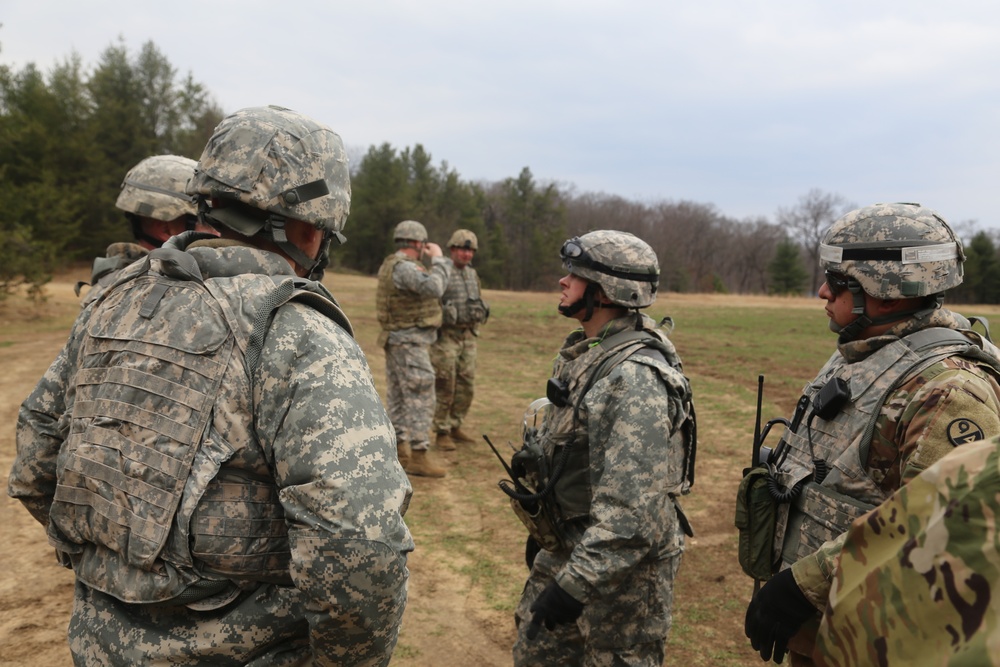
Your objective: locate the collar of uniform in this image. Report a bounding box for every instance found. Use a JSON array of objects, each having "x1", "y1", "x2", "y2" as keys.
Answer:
[{"x1": 838, "y1": 307, "x2": 967, "y2": 363}]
